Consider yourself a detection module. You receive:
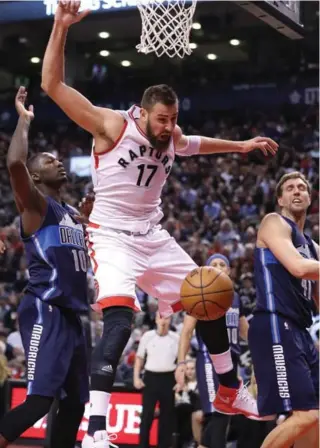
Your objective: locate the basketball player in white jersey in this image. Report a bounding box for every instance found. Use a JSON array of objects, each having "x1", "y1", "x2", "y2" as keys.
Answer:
[{"x1": 42, "y1": 2, "x2": 279, "y2": 447}]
